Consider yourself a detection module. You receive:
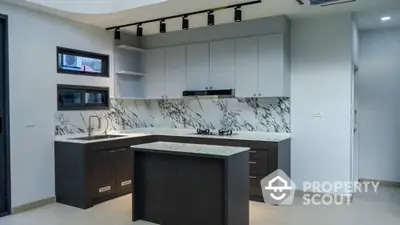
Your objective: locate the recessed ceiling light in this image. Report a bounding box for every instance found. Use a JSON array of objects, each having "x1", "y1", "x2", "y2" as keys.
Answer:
[{"x1": 381, "y1": 17, "x2": 391, "y2": 21}]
